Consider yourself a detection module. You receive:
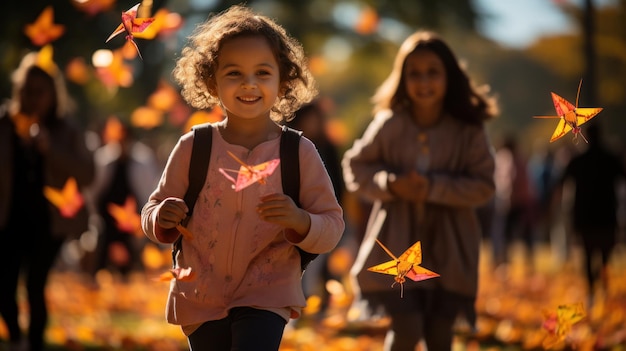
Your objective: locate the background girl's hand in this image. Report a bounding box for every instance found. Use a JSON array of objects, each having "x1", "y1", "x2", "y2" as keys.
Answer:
[
  {"x1": 156, "y1": 197, "x2": 188, "y2": 229},
  {"x1": 388, "y1": 171, "x2": 429, "y2": 203},
  {"x1": 257, "y1": 193, "x2": 311, "y2": 236}
]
